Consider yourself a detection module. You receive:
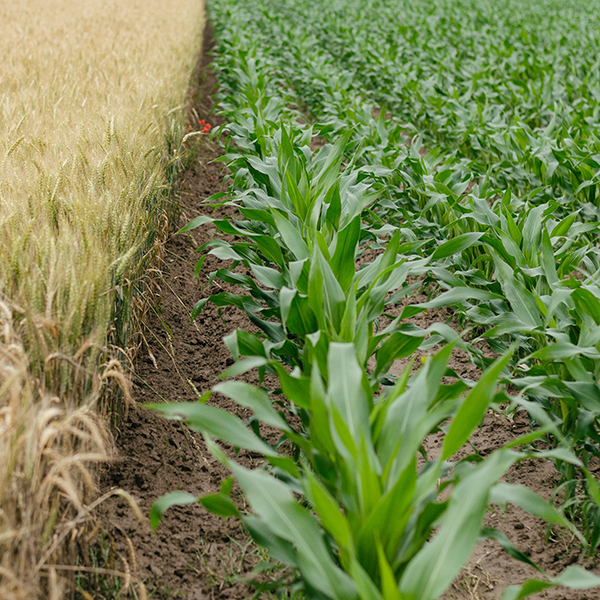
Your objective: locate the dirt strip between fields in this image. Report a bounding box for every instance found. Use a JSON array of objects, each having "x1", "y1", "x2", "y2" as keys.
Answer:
[{"x1": 90, "y1": 24, "x2": 599, "y2": 600}]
